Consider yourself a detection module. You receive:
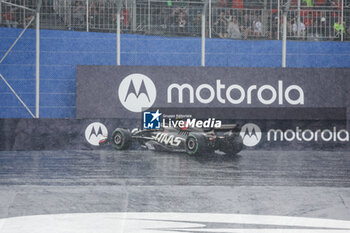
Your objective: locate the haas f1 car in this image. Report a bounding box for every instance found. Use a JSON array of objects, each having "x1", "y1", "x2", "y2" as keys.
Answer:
[{"x1": 100, "y1": 124, "x2": 243, "y2": 156}]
